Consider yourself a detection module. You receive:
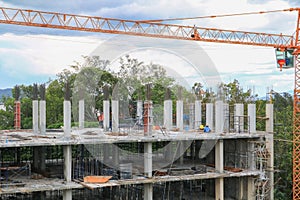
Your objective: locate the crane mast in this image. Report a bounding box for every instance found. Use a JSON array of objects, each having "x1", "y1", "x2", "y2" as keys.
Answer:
[
  {"x1": 293, "y1": 9, "x2": 300, "y2": 200},
  {"x1": 1, "y1": 6, "x2": 300, "y2": 199}
]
